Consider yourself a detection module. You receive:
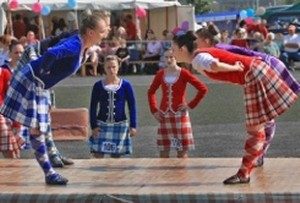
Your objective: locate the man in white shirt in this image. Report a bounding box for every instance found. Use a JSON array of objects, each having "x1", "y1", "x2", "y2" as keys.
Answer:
[{"x1": 280, "y1": 24, "x2": 300, "y2": 71}]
